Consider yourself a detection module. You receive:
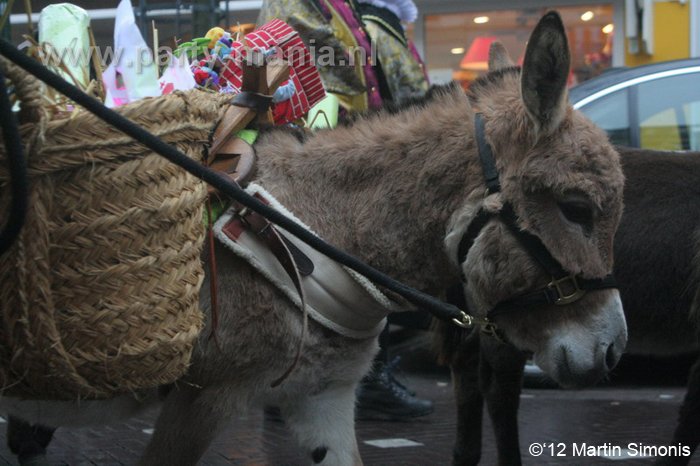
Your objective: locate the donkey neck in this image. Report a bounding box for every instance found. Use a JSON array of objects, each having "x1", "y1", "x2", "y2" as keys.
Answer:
[{"x1": 252, "y1": 86, "x2": 485, "y2": 296}]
